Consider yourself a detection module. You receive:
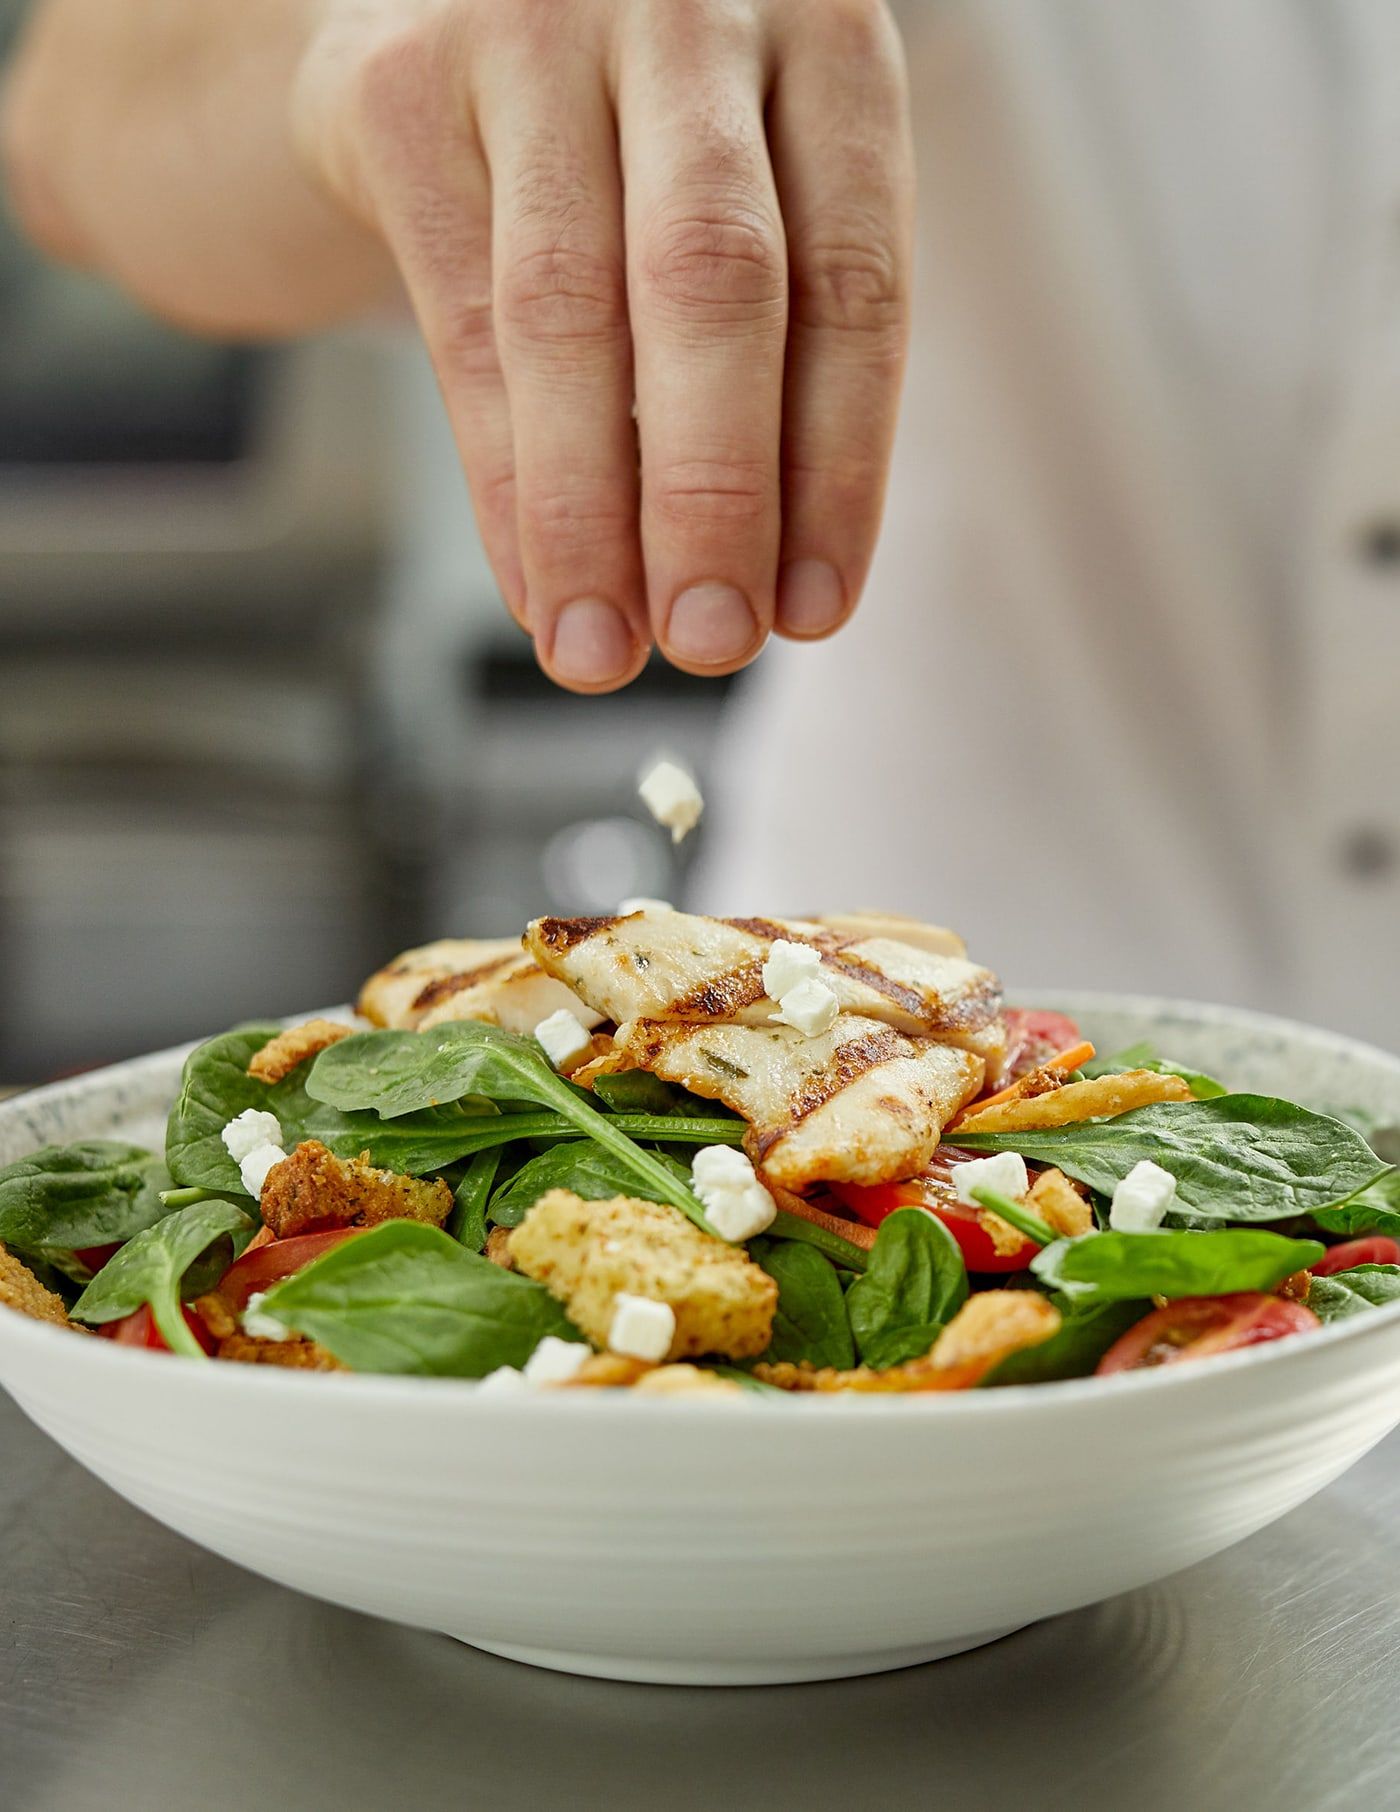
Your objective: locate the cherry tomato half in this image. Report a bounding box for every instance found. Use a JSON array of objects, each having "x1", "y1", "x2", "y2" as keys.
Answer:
[
  {"x1": 73, "y1": 1242, "x2": 122, "y2": 1275},
  {"x1": 1002, "y1": 1007, "x2": 1085, "y2": 1082},
  {"x1": 101, "y1": 1302, "x2": 218, "y2": 1354},
  {"x1": 828, "y1": 1177, "x2": 1040, "y2": 1273},
  {"x1": 216, "y1": 1227, "x2": 362, "y2": 1312},
  {"x1": 1311, "y1": 1237, "x2": 1400, "y2": 1276},
  {"x1": 1096, "y1": 1292, "x2": 1320, "y2": 1375}
]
